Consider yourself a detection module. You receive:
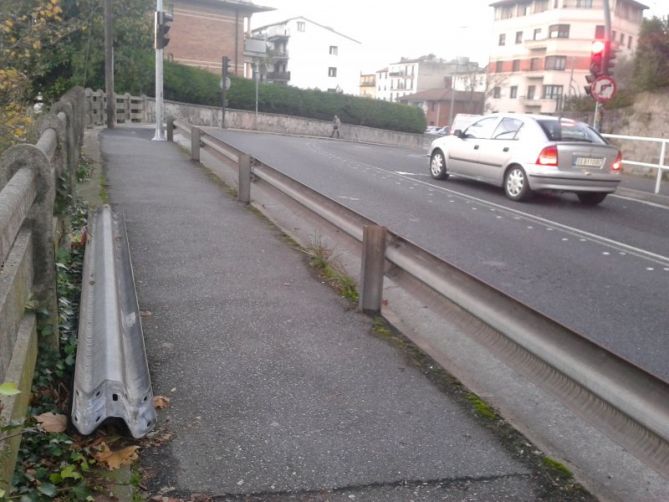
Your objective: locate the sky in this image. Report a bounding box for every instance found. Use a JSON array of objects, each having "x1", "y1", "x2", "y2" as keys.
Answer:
[{"x1": 250, "y1": 0, "x2": 669, "y2": 74}]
